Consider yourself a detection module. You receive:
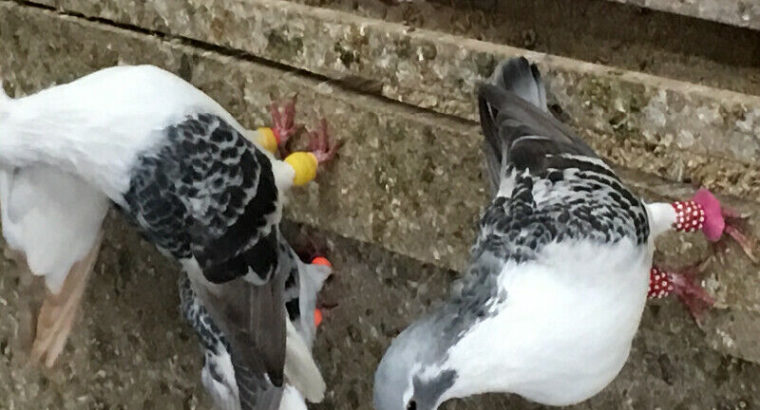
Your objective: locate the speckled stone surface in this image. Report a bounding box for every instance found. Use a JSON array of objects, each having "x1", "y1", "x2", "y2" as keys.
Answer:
[
  {"x1": 1, "y1": 1, "x2": 759, "y2": 364},
  {"x1": 608, "y1": 0, "x2": 760, "y2": 31},
  {"x1": 0, "y1": 1, "x2": 760, "y2": 409},
  {"x1": 0, "y1": 211, "x2": 212, "y2": 410},
  {"x1": 294, "y1": 0, "x2": 760, "y2": 97},
  {"x1": 0, "y1": 214, "x2": 758, "y2": 410},
  {"x1": 18, "y1": 0, "x2": 760, "y2": 177}
]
